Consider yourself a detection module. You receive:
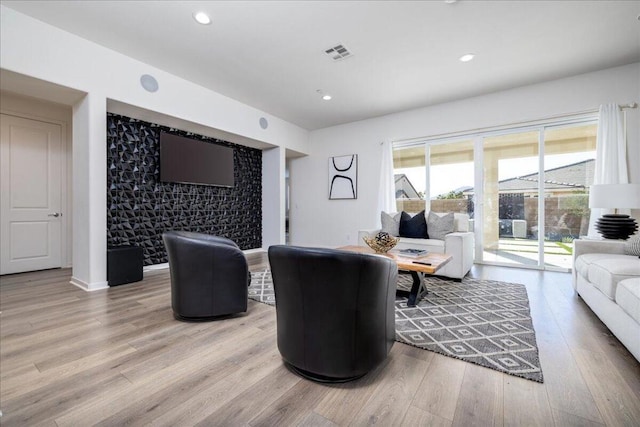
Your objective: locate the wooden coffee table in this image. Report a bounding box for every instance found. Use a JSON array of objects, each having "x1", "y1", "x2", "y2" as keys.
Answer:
[{"x1": 338, "y1": 246, "x2": 452, "y2": 307}]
